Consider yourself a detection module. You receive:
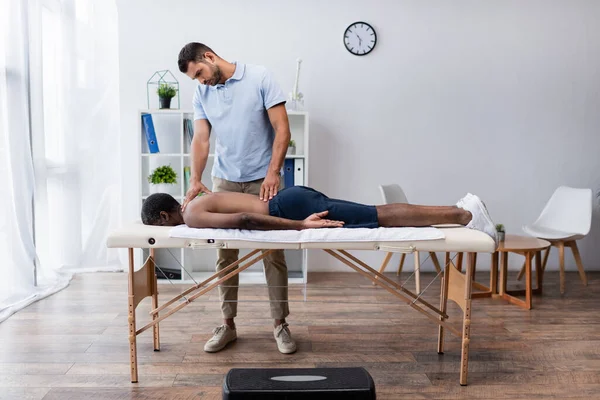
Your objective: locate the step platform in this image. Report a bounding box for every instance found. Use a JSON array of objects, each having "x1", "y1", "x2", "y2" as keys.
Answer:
[{"x1": 222, "y1": 367, "x2": 376, "y2": 400}]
